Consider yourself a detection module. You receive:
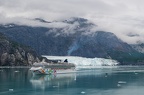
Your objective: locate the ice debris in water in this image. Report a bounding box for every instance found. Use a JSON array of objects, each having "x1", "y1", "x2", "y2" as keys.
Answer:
[
  {"x1": 117, "y1": 84, "x2": 121, "y2": 87},
  {"x1": 53, "y1": 86, "x2": 59, "y2": 88},
  {"x1": 105, "y1": 73, "x2": 108, "y2": 77},
  {"x1": 9, "y1": 89, "x2": 13, "y2": 91},
  {"x1": 14, "y1": 71, "x2": 19, "y2": 73},
  {"x1": 81, "y1": 91, "x2": 85, "y2": 94},
  {"x1": 118, "y1": 81, "x2": 127, "y2": 84}
]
